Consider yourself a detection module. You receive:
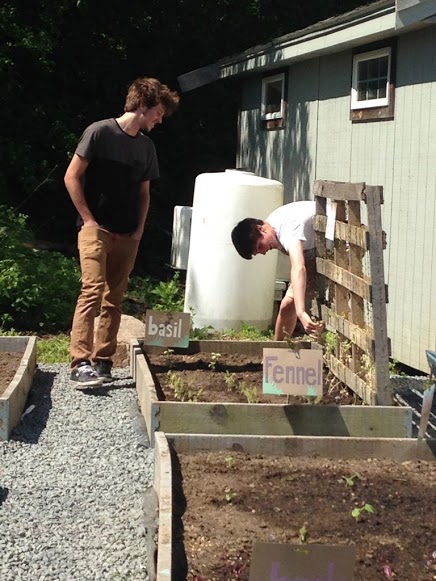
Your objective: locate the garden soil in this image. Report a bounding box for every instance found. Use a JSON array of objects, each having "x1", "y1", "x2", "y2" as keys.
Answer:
[
  {"x1": 146, "y1": 351, "x2": 436, "y2": 581},
  {"x1": 0, "y1": 352, "x2": 24, "y2": 397}
]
